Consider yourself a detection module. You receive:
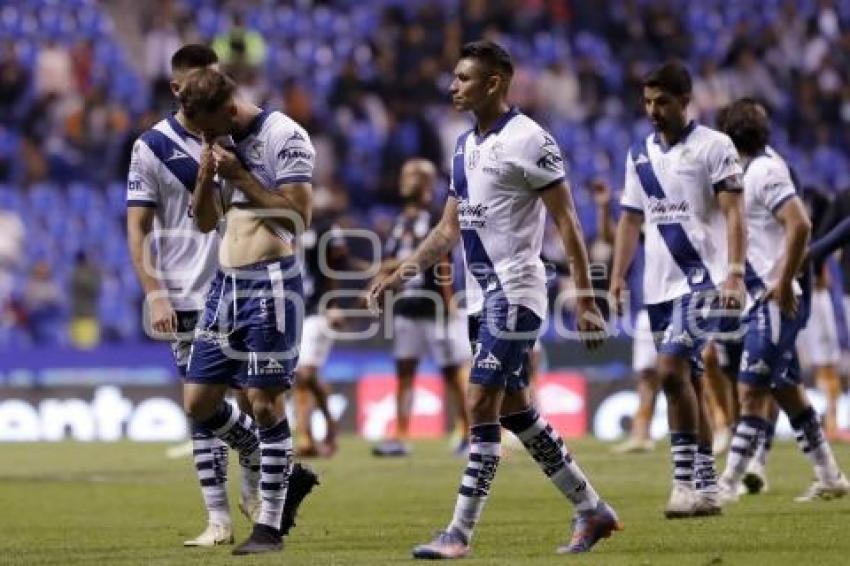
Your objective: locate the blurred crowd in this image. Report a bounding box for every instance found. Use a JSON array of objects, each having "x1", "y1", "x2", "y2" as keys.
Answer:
[{"x1": 1, "y1": 0, "x2": 849, "y2": 347}]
